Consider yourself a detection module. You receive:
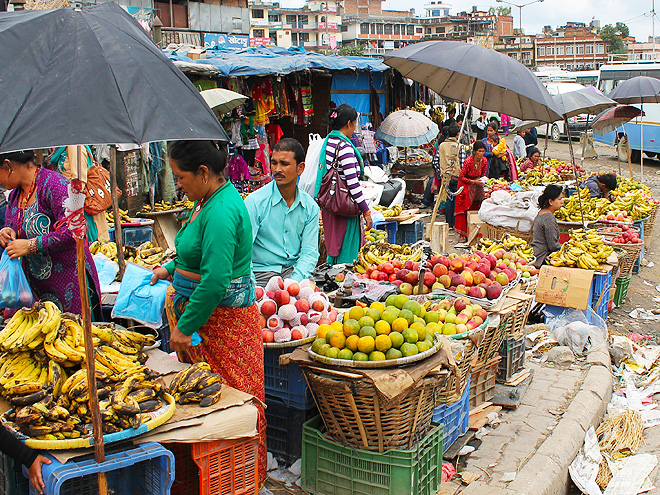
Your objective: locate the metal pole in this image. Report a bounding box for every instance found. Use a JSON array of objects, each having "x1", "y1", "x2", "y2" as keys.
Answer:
[
  {"x1": 641, "y1": 103, "x2": 645, "y2": 182},
  {"x1": 564, "y1": 119, "x2": 586, "y2": 225},
  {"x1": 110, "y1": 147, "x2": 126, "y2": 276}
]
